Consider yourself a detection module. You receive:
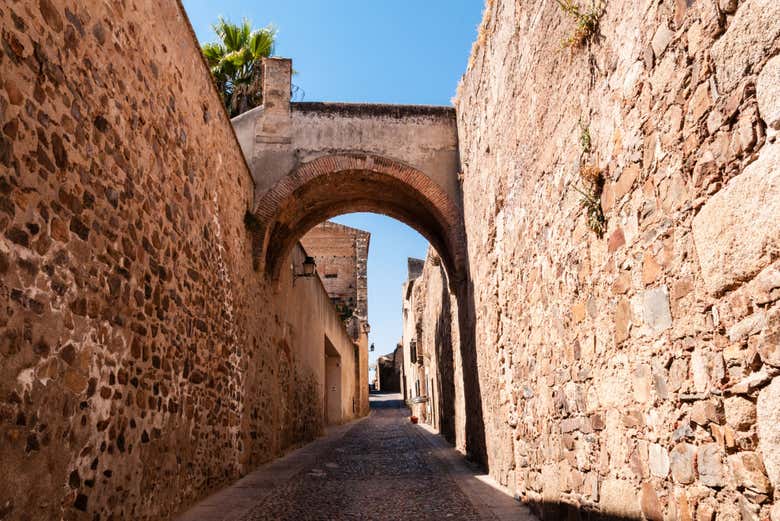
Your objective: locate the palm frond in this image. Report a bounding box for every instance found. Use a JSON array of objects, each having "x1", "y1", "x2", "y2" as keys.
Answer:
[
  {"x1": 248, "y1": 26, "x2": 277, "y2": 59},
  {"x1": 202, "y1": 17, "x2": 280, "y2": 117}
]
